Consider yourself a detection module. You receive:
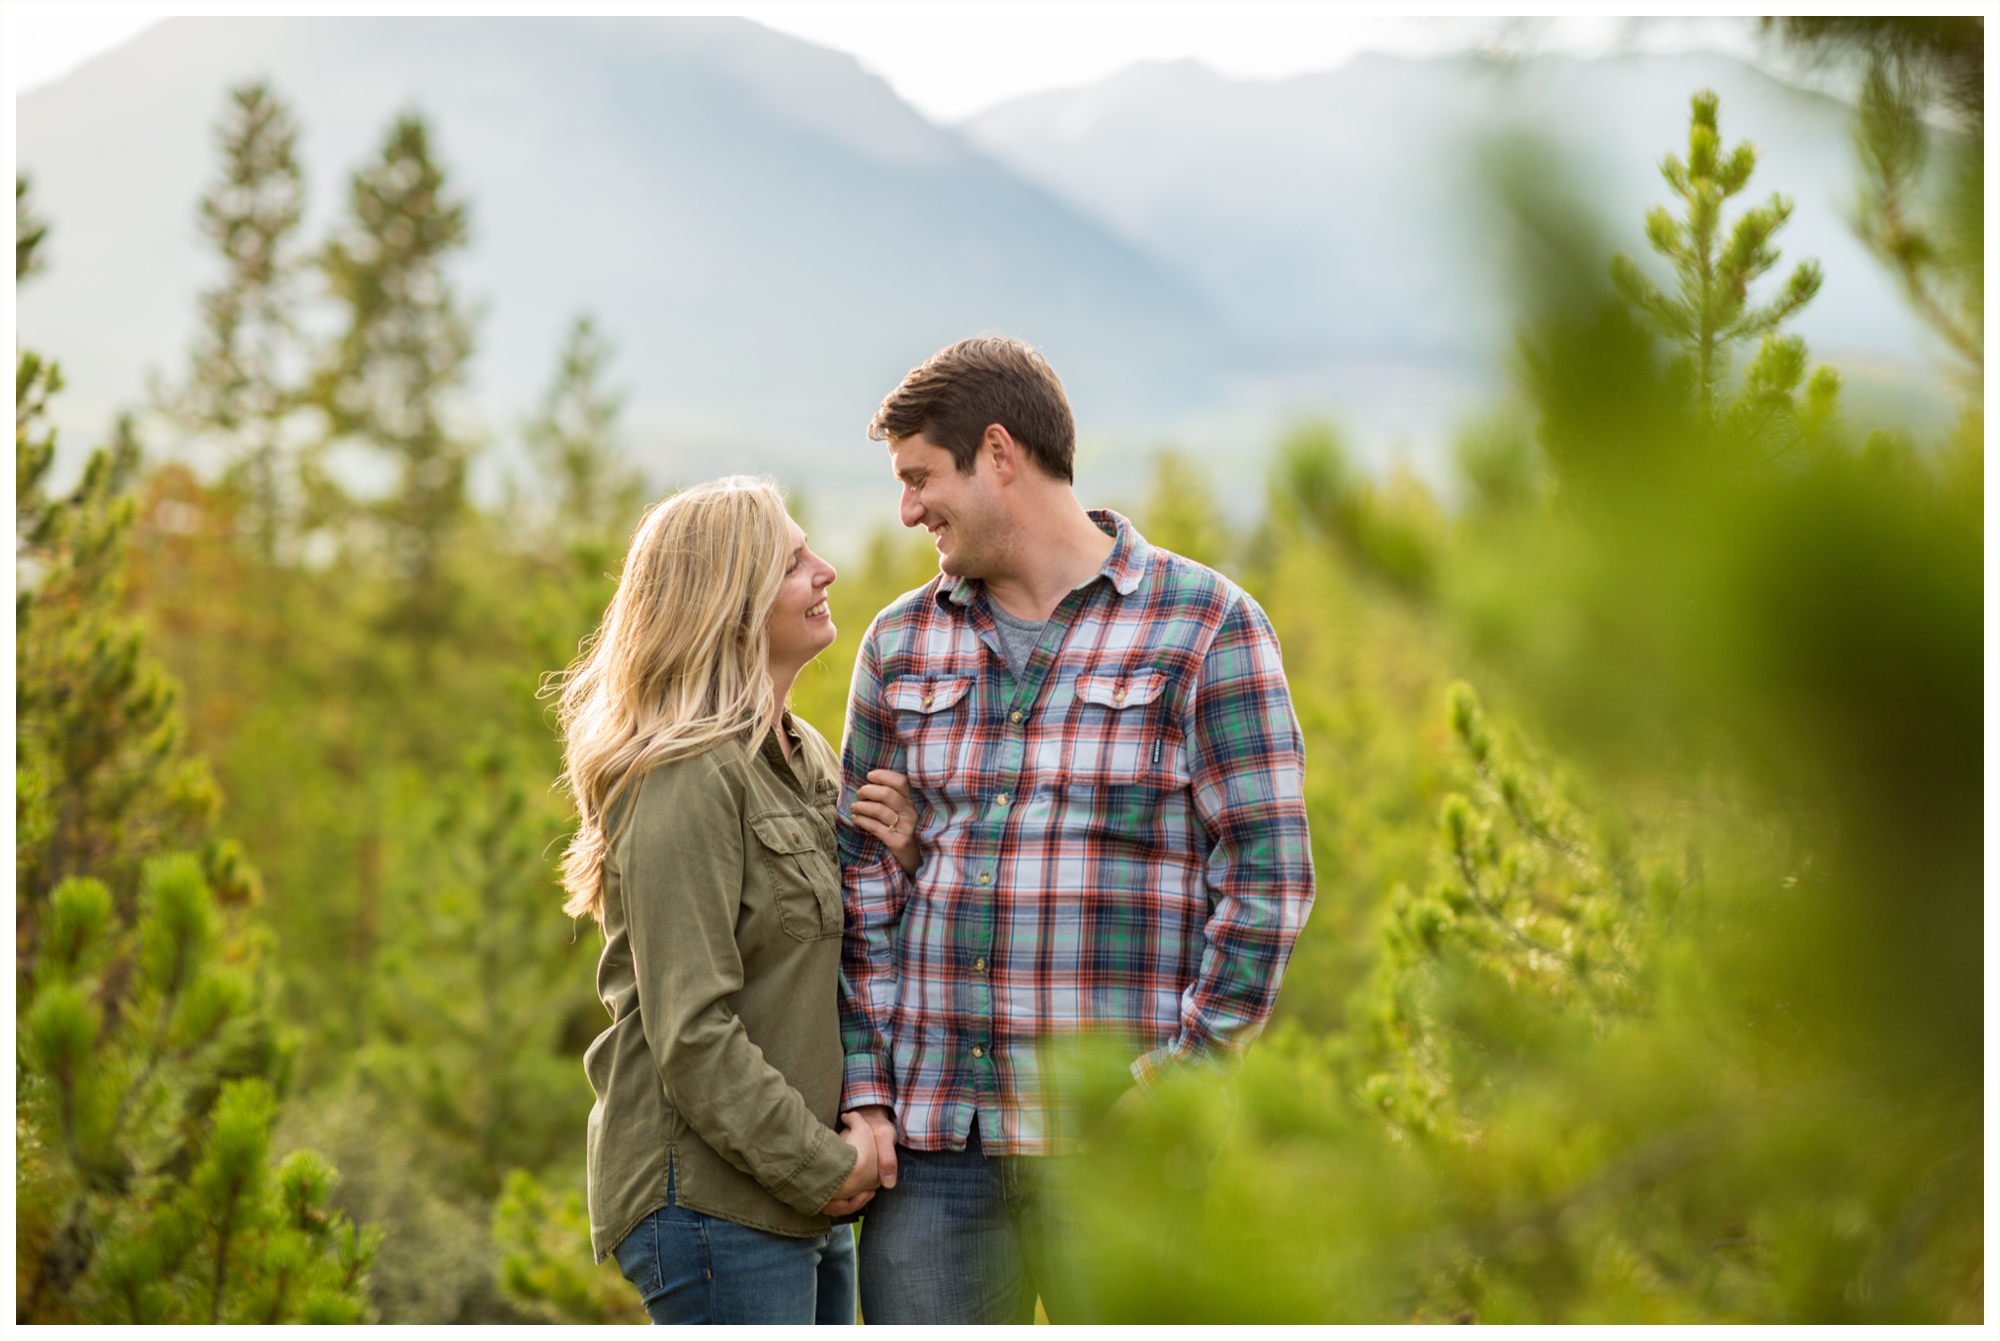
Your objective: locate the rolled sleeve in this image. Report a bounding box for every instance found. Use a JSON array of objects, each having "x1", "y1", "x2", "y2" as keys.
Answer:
[
  {"x1": 836, "y1": 625, "x2": 912, "y2": 1114},
  {"x1": 1136, "y1": 594, "x2": 1315, "y2": 1090}
]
